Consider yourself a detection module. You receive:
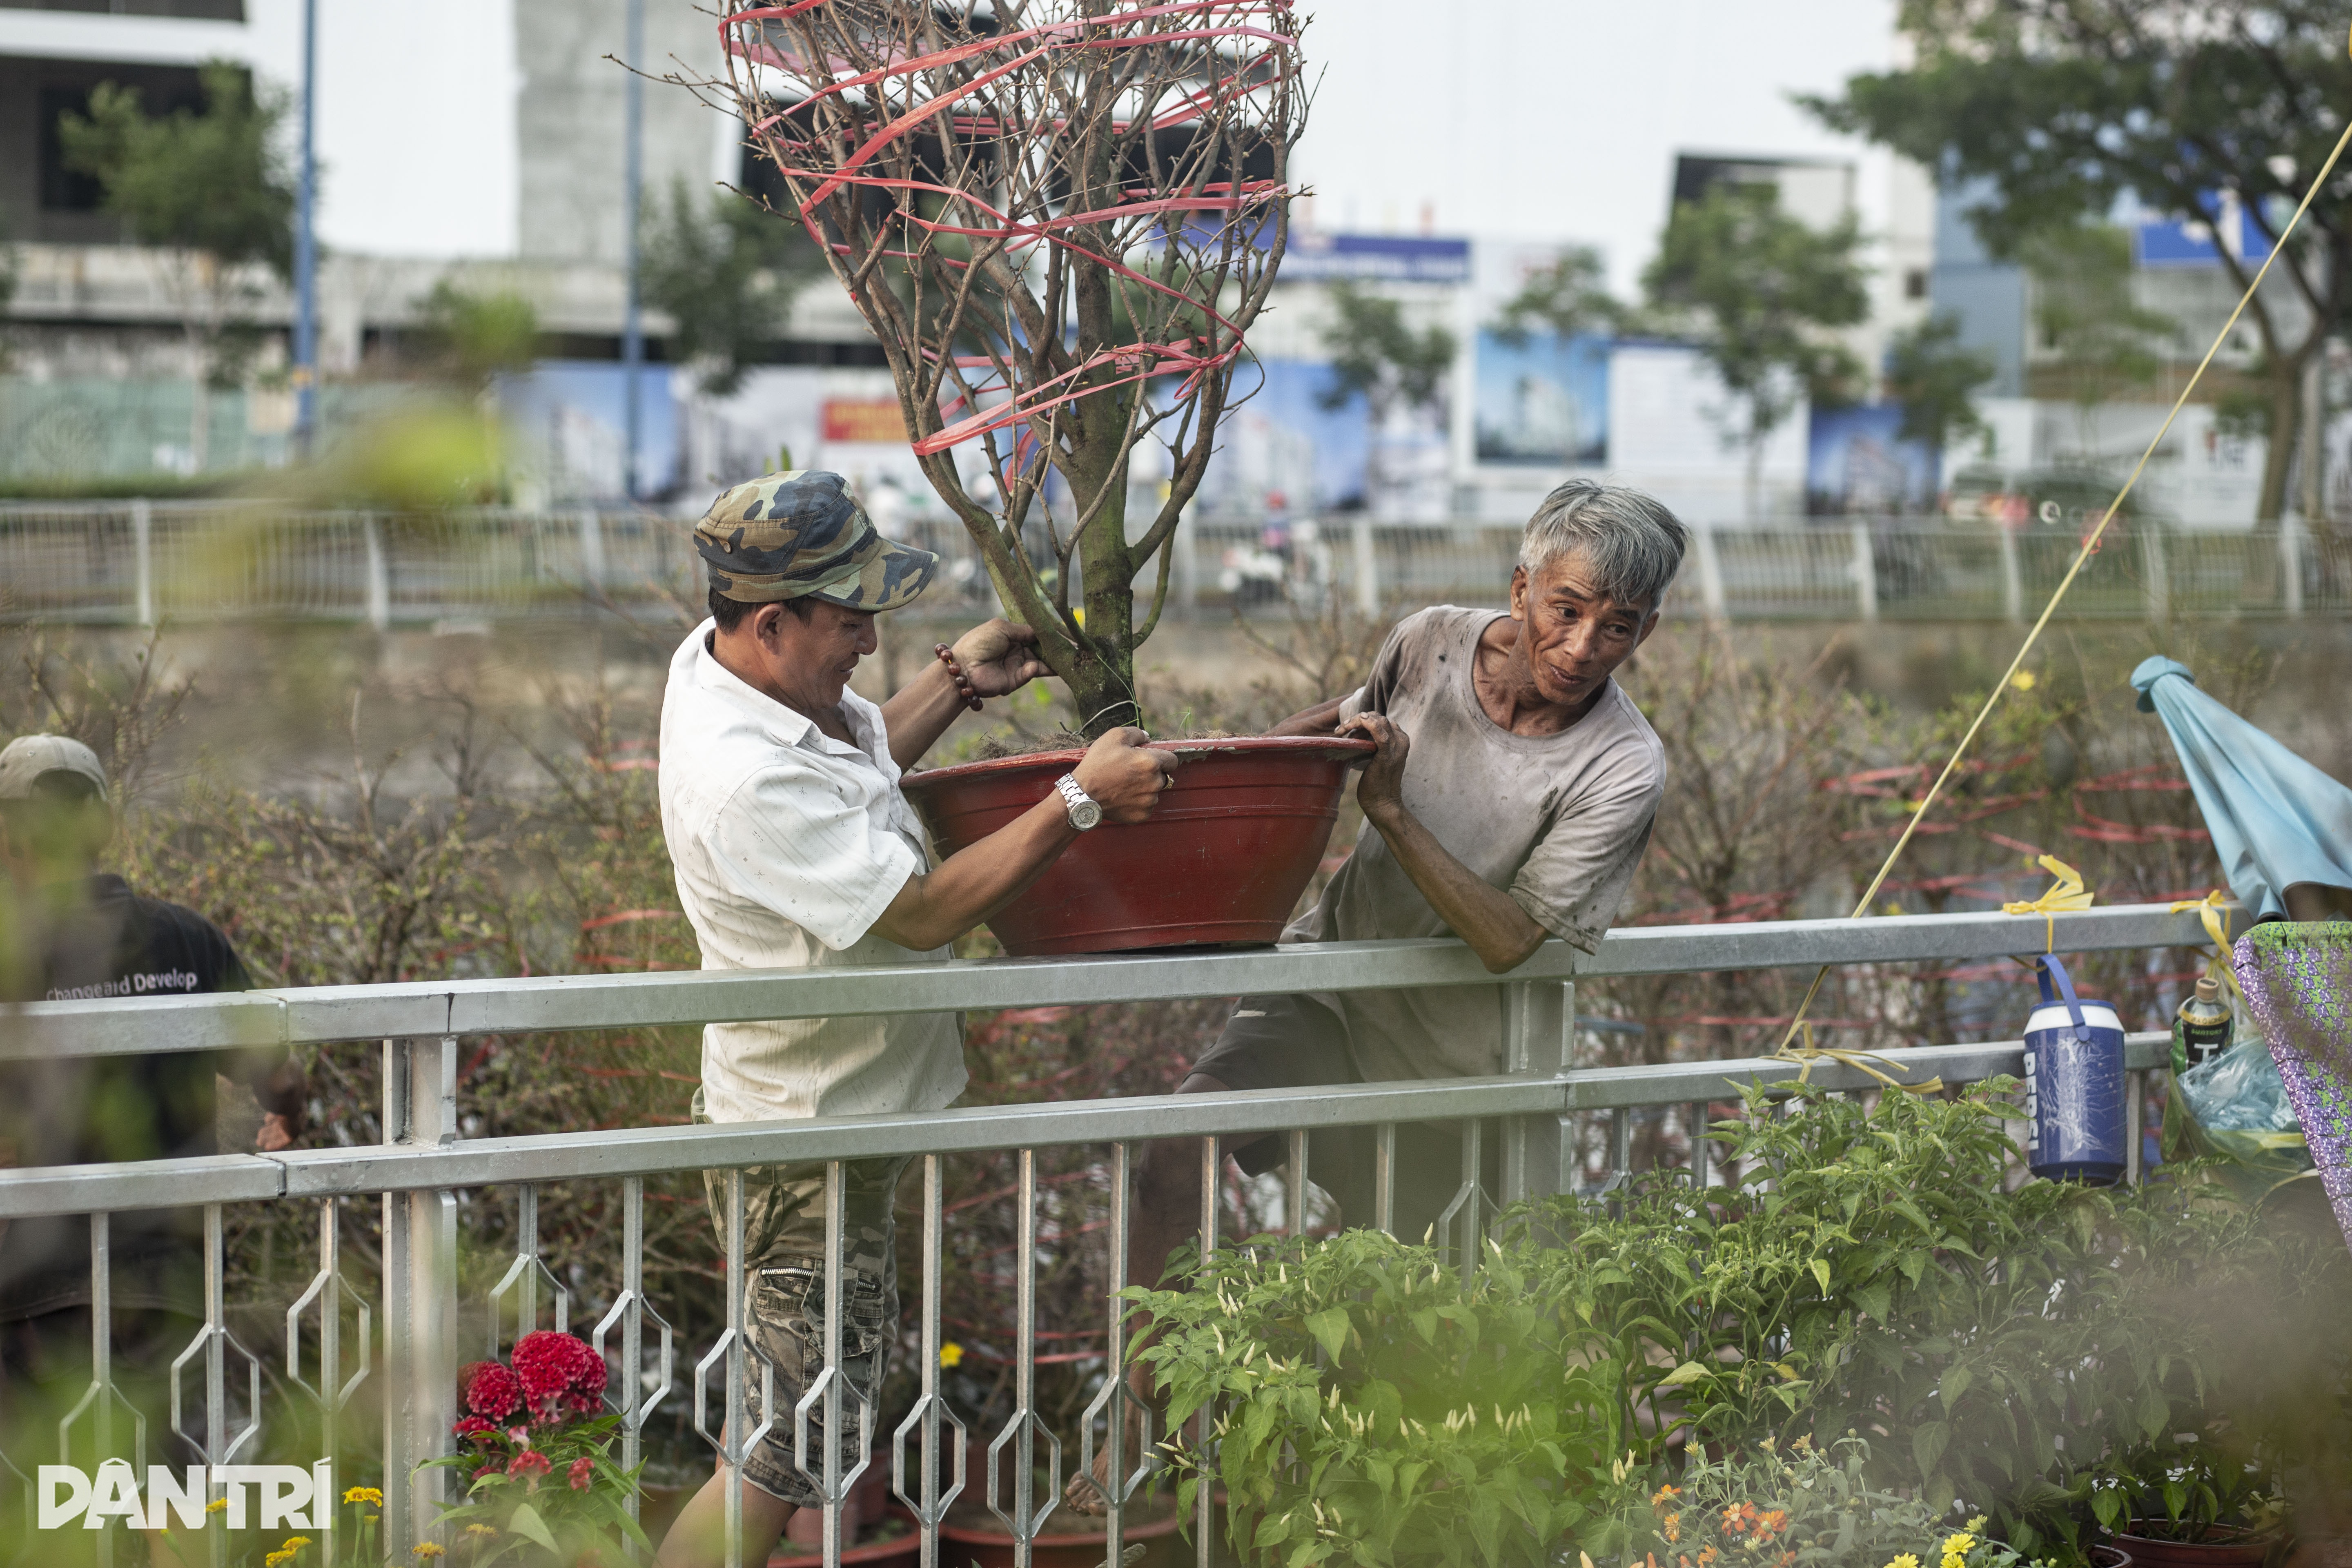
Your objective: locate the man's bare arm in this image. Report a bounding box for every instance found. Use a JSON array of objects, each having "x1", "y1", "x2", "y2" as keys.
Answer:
[
  {"x1": 880, "y1": 619, "x2": 1052, "y2": 768},
  {"x1": 1266, "y1": 695, "x2": 1346, "y2": 737},
  {"x1": 1341, "y1": 713, "x2": 1549, "y2": 974},
  {"x1": 868, "y1": 729, "x2": 1175, "y2": 951}
]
